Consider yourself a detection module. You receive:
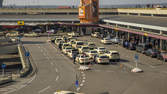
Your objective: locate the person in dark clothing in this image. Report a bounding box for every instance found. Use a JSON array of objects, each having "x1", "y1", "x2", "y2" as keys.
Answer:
[
  {"x1": 73, "y1": 54, "x2": 77, "y2": 64},
  {"x1": 58, "y1": 43, "x2": 62, "y2": 50}
]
